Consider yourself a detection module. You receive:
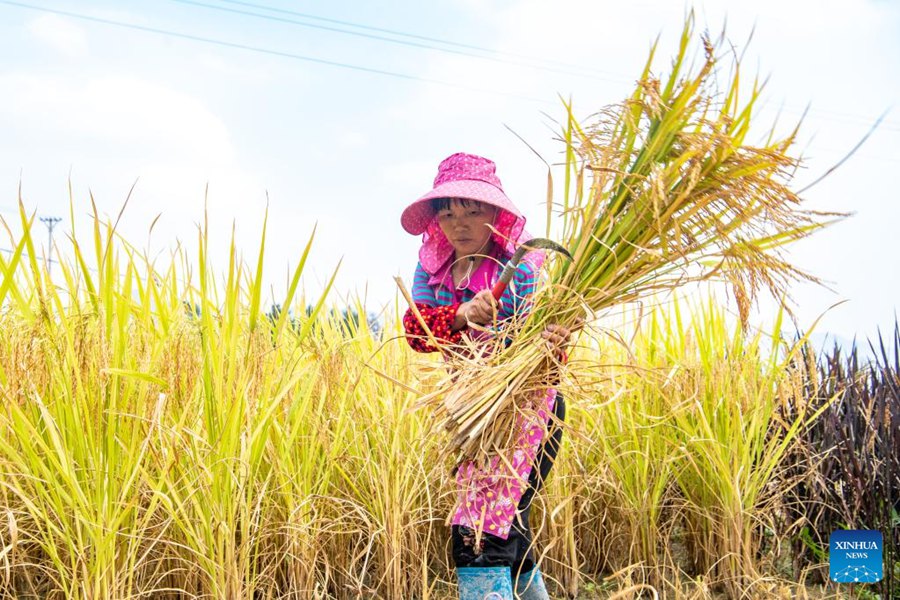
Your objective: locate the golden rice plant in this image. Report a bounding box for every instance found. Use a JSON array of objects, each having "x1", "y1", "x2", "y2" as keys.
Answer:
[
  {"x1": 0, "y1": 16, "x2": 859, "y2": 600},
  {"x1": 548, "y1": 298, "x2": 828, "y2": 599},
  {"x1": 661, "y1": 300, "x2": 828, "y2": 598},
  {"x1": 576, "y1": 309, "x2": 679, "y2": 590},
  {"x1": 0, "y1": 193, "x2": 846, "y2": 599},
  {"x1": 0, "y1": 196, "x2": 463, "y2": 599},
  {"x1": 0, "y1": 202, "x2": 179, "y2": 598},
  {"x1": 303, "y1": 297, "x2": 453, "y2": 599}
]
